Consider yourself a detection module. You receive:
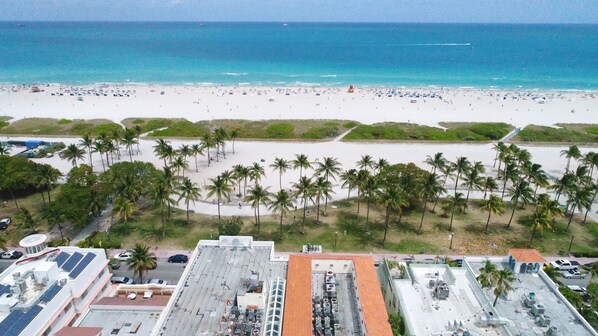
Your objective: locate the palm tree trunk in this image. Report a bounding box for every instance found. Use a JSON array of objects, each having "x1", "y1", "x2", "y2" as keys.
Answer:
[
  {"x1": 186, "y1": 201, "x2": 190, "y2": 224},
  {"x1": 88, "y1": 148, "x2": 93, "y2": 170},
  {"x1": 493, "y1": 293, "x2": 500, "y2": 307},
  {"x1": 449, "y1": 204, "x2": 455, "y2": 231},
  {"x1": 366, "y1": 198, "x2": 371, "y2": 226},
  {"x1": 99, "y1": 153, "x2": 106, "y2": 172},
  {"x1": 279, "y1": 172, "x2": 282, "y2": 190},
  {"x1": 57, "y1": 222, "x2": 64, "y2": 241},
  {"x1": 316, "y1": 198, "x2": 321, "y2": 224},
  {"x1": 194, "y1": 155, "x2": 199, "y2": 172},
  {"x1": 485, "y1": 211, "x2": 492, "y2": 233},
  {"x1": 207, "y1": 146, "x2": 211, "y2": 166},
  {"x1": 243, "y1": 177, "x2": 248, "y2": 196},
  {"x1": 232, "y1": 139, "x2": 236, "y2": 154},
  {"x1": 301, "y1": 198, "x2": 307, "y2": 235},
  {"x1": 256, "y1": 206, "x2": 261, "y2": 239},
  {"x1": 347, "y1": 188, "x2": 351, "y2": 199},
  {"x1": 356, "y1": 190, "x2": 361, "y2": 215},
  {"x1": 128, "y1": 147, "x2": 133, "y2": 162},
  {"x1": 299, "y1": 166, "x2": 303, "y2": 179},
  {"x1": 454, "y1": 175, "x2": 460, "y2": 194},
  {"x1": 583, "y1": 192, "x2": 597, "y2": 223},
  {"x1": 507, "y1": 203, "x2": 516, "y2": 228},
  {"x1": 40, "y1": 190, "x2": 46, "y2": 206},
  {"x1": 528, "y1": 225, "x2": 537, "y2": 247},
  {"x1": 566, "y1": 206, "x2": 575, "y2": 231},
  {"x1": 466, "y1": 187, "x2": 471, "y2": 202},
  {"x1": 47, "y1": 185, "x2": 52, "y2": 203},
  {"x1": 9, "y1": 188, "x2": 19, "y2": 209},
  {"x1": 418, "y1": 198, "x2": 428, "y2": 234},
  {"x1": 382, "y1": 206, "x2": 391, "y2": 246},
  {"x1": 501, "y1": 179, "x2": 508, "y2": 199},
  {"x1": 217, "y1": 196, "x2": 221, "y2": 221},
  {"x1": 279, "y1": 212, "x2": 284, "y2": 239}
]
